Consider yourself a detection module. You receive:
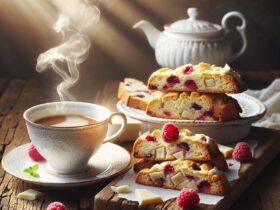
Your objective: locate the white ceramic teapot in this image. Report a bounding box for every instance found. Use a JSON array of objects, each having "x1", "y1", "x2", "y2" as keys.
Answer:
[{"x1": 133, "y1": 8, "x2": 247, "y2": 68}]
